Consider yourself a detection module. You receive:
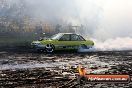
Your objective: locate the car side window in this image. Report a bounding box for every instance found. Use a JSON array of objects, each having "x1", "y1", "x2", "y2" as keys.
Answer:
[
  {"x1": 71, "y1": 34, "x2": 85, "y2": 41},
  {"x1": 71, "y1": 34, "x2": 80, "y2": 41},
  {"x1": 78, "y1": 35, "x2": 86, "y2": 41},
  {"x1": 59, "y1": 34, "x2": 70, "y2": 41}
]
